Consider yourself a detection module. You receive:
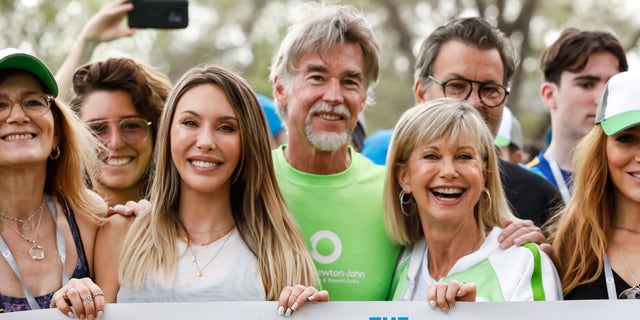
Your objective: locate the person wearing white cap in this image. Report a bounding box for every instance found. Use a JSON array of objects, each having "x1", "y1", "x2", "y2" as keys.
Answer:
[
  {"x1": 550, "y1": 70, "x2": 640, "y2": 300},
  {"x1": 495, "y1": 107, "x2": 525, "y2": 164},
  {"x1": 0, "y1": 48, "x2": 106, "y2": 313},
  {"x1": 528, "y1": 28, "x2": 627, "y2": 205}
]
